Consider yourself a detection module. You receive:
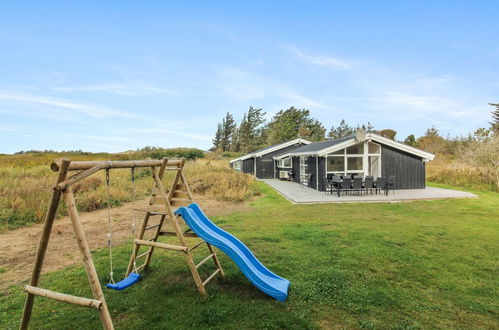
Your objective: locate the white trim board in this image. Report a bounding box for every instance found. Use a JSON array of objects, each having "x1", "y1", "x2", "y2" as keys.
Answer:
[
  {"x1": 274, "y1": 133, "x2": 434, "y2": 161},
  {"x1": 230, "y1": 138, "x2": 311, "y2": 163}
]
